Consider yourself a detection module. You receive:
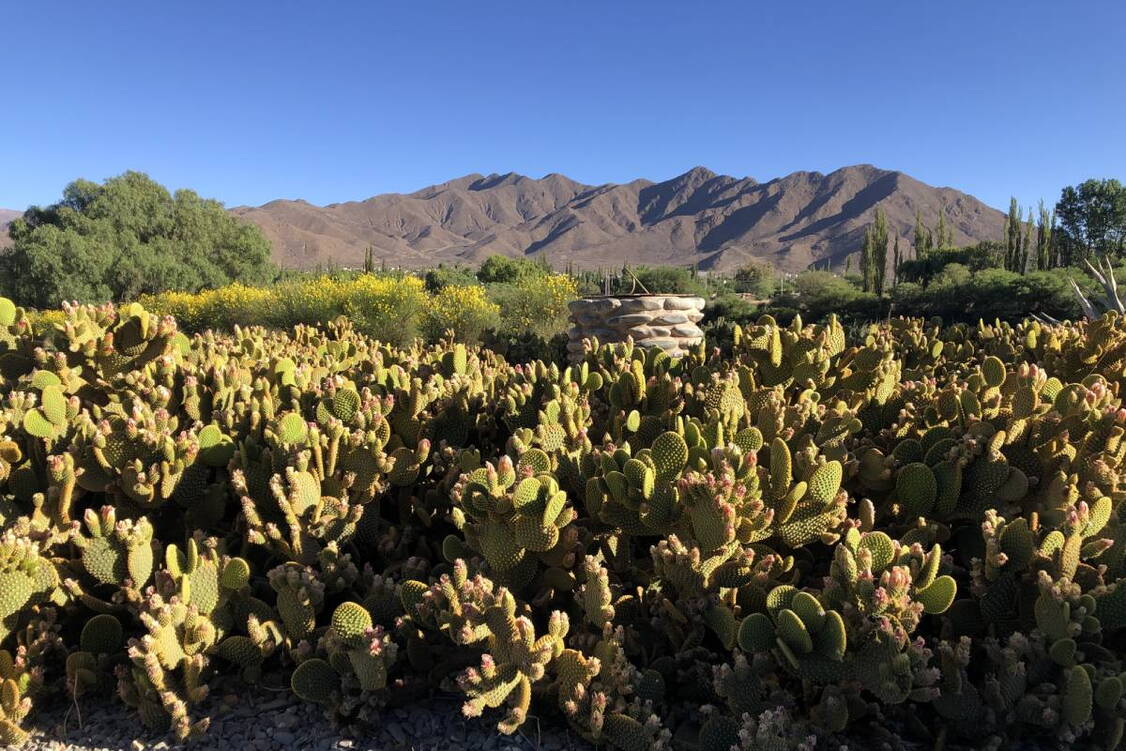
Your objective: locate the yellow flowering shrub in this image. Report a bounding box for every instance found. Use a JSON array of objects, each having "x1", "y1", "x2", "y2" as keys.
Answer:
[
  {"x1": 138, "y1": 270, "x2": 580, "y2": 345},
  {"x1": 343, "y1": 275, "x2": 428, "y2": 345},
  {"x1": 487, "y1": 273, "x2": 579, "y2": 338},
  {"x1": 425, "y1": 284, "x2": 501, "y2": 342},
  {"x1": 25, "y1": 309, "x2": 66, "y2": 337}
]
